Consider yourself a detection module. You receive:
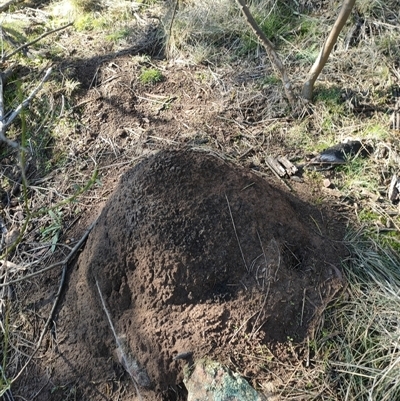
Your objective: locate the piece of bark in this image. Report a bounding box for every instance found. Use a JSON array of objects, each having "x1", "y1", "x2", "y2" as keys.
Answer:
[
  {"x1": 265, "y1": 157, "x2": 286, "y2": 177},
  {"x1": 388, "y1": 174, "x2": 400, "y2": 203},
  {"x1": 278, "y1": 156, "x2": 298, "y2": 175}
]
